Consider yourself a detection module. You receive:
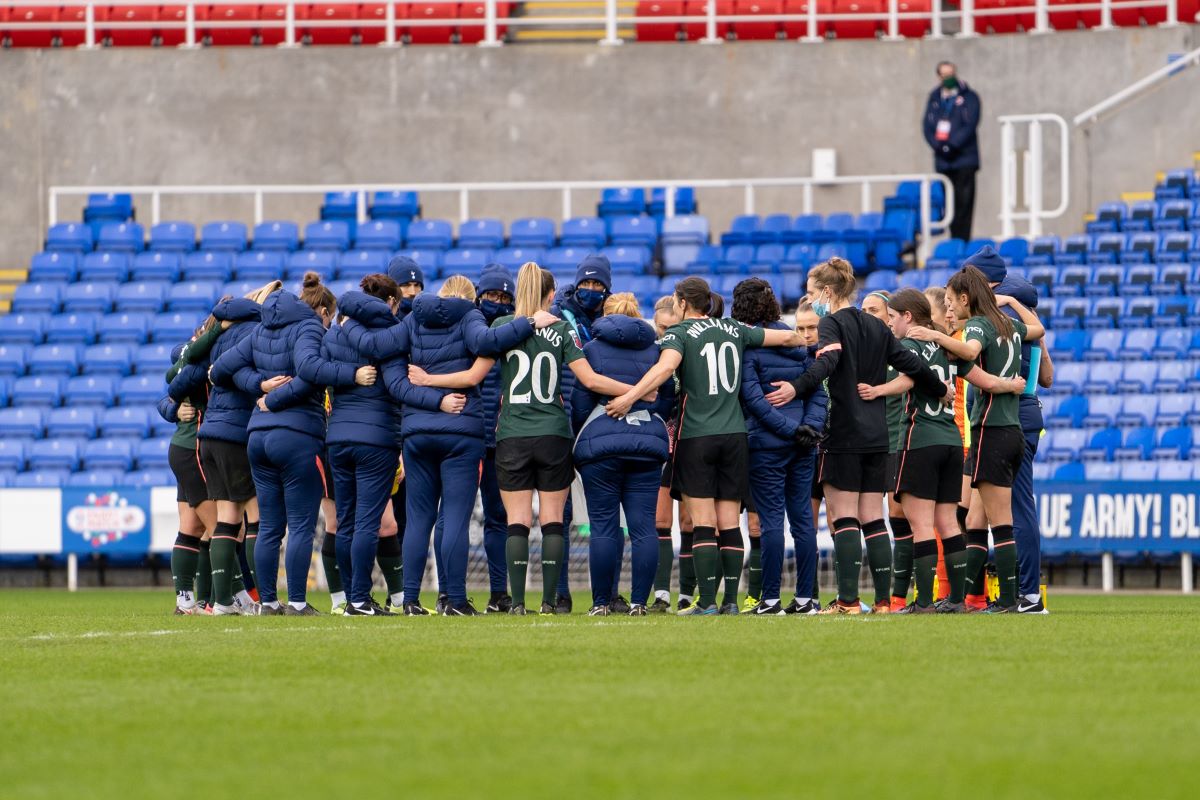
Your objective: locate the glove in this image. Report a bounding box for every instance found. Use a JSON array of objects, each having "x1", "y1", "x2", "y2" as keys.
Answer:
[{"x1": 794, "y1": 425, "x2": 822, "y2": 449}]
